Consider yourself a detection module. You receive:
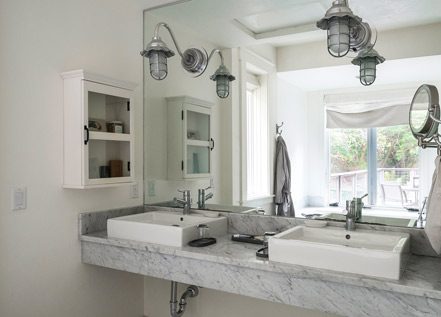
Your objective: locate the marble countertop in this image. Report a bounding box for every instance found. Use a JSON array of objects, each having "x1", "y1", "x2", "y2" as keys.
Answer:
[{"x1": 81, "y1": 230, "x2": 441, "y2": 300}]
